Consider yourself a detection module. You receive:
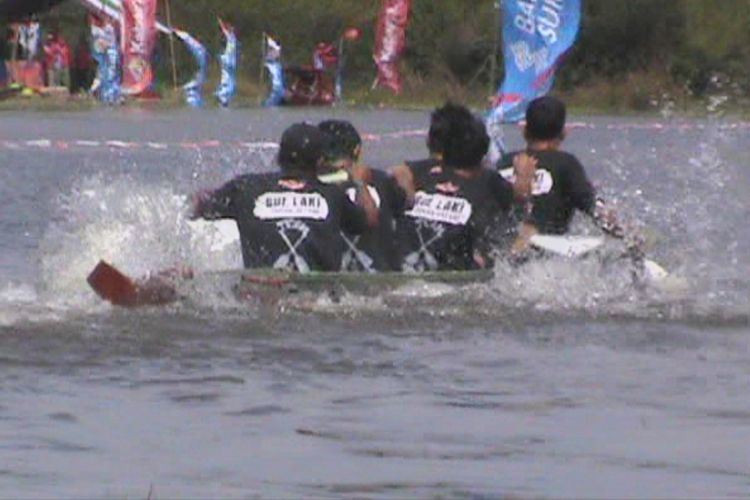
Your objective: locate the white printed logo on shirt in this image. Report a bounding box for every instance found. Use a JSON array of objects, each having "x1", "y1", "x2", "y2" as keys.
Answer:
[
  {"x1": 500, "y1": 168, "x2": 554, "y2": 196},
  {"x1": 405, "y1": 191, "x2": 472, "y2": 226},
  {"x1": 254, "y1": 192, "x2": 329, "y2": 220}
]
